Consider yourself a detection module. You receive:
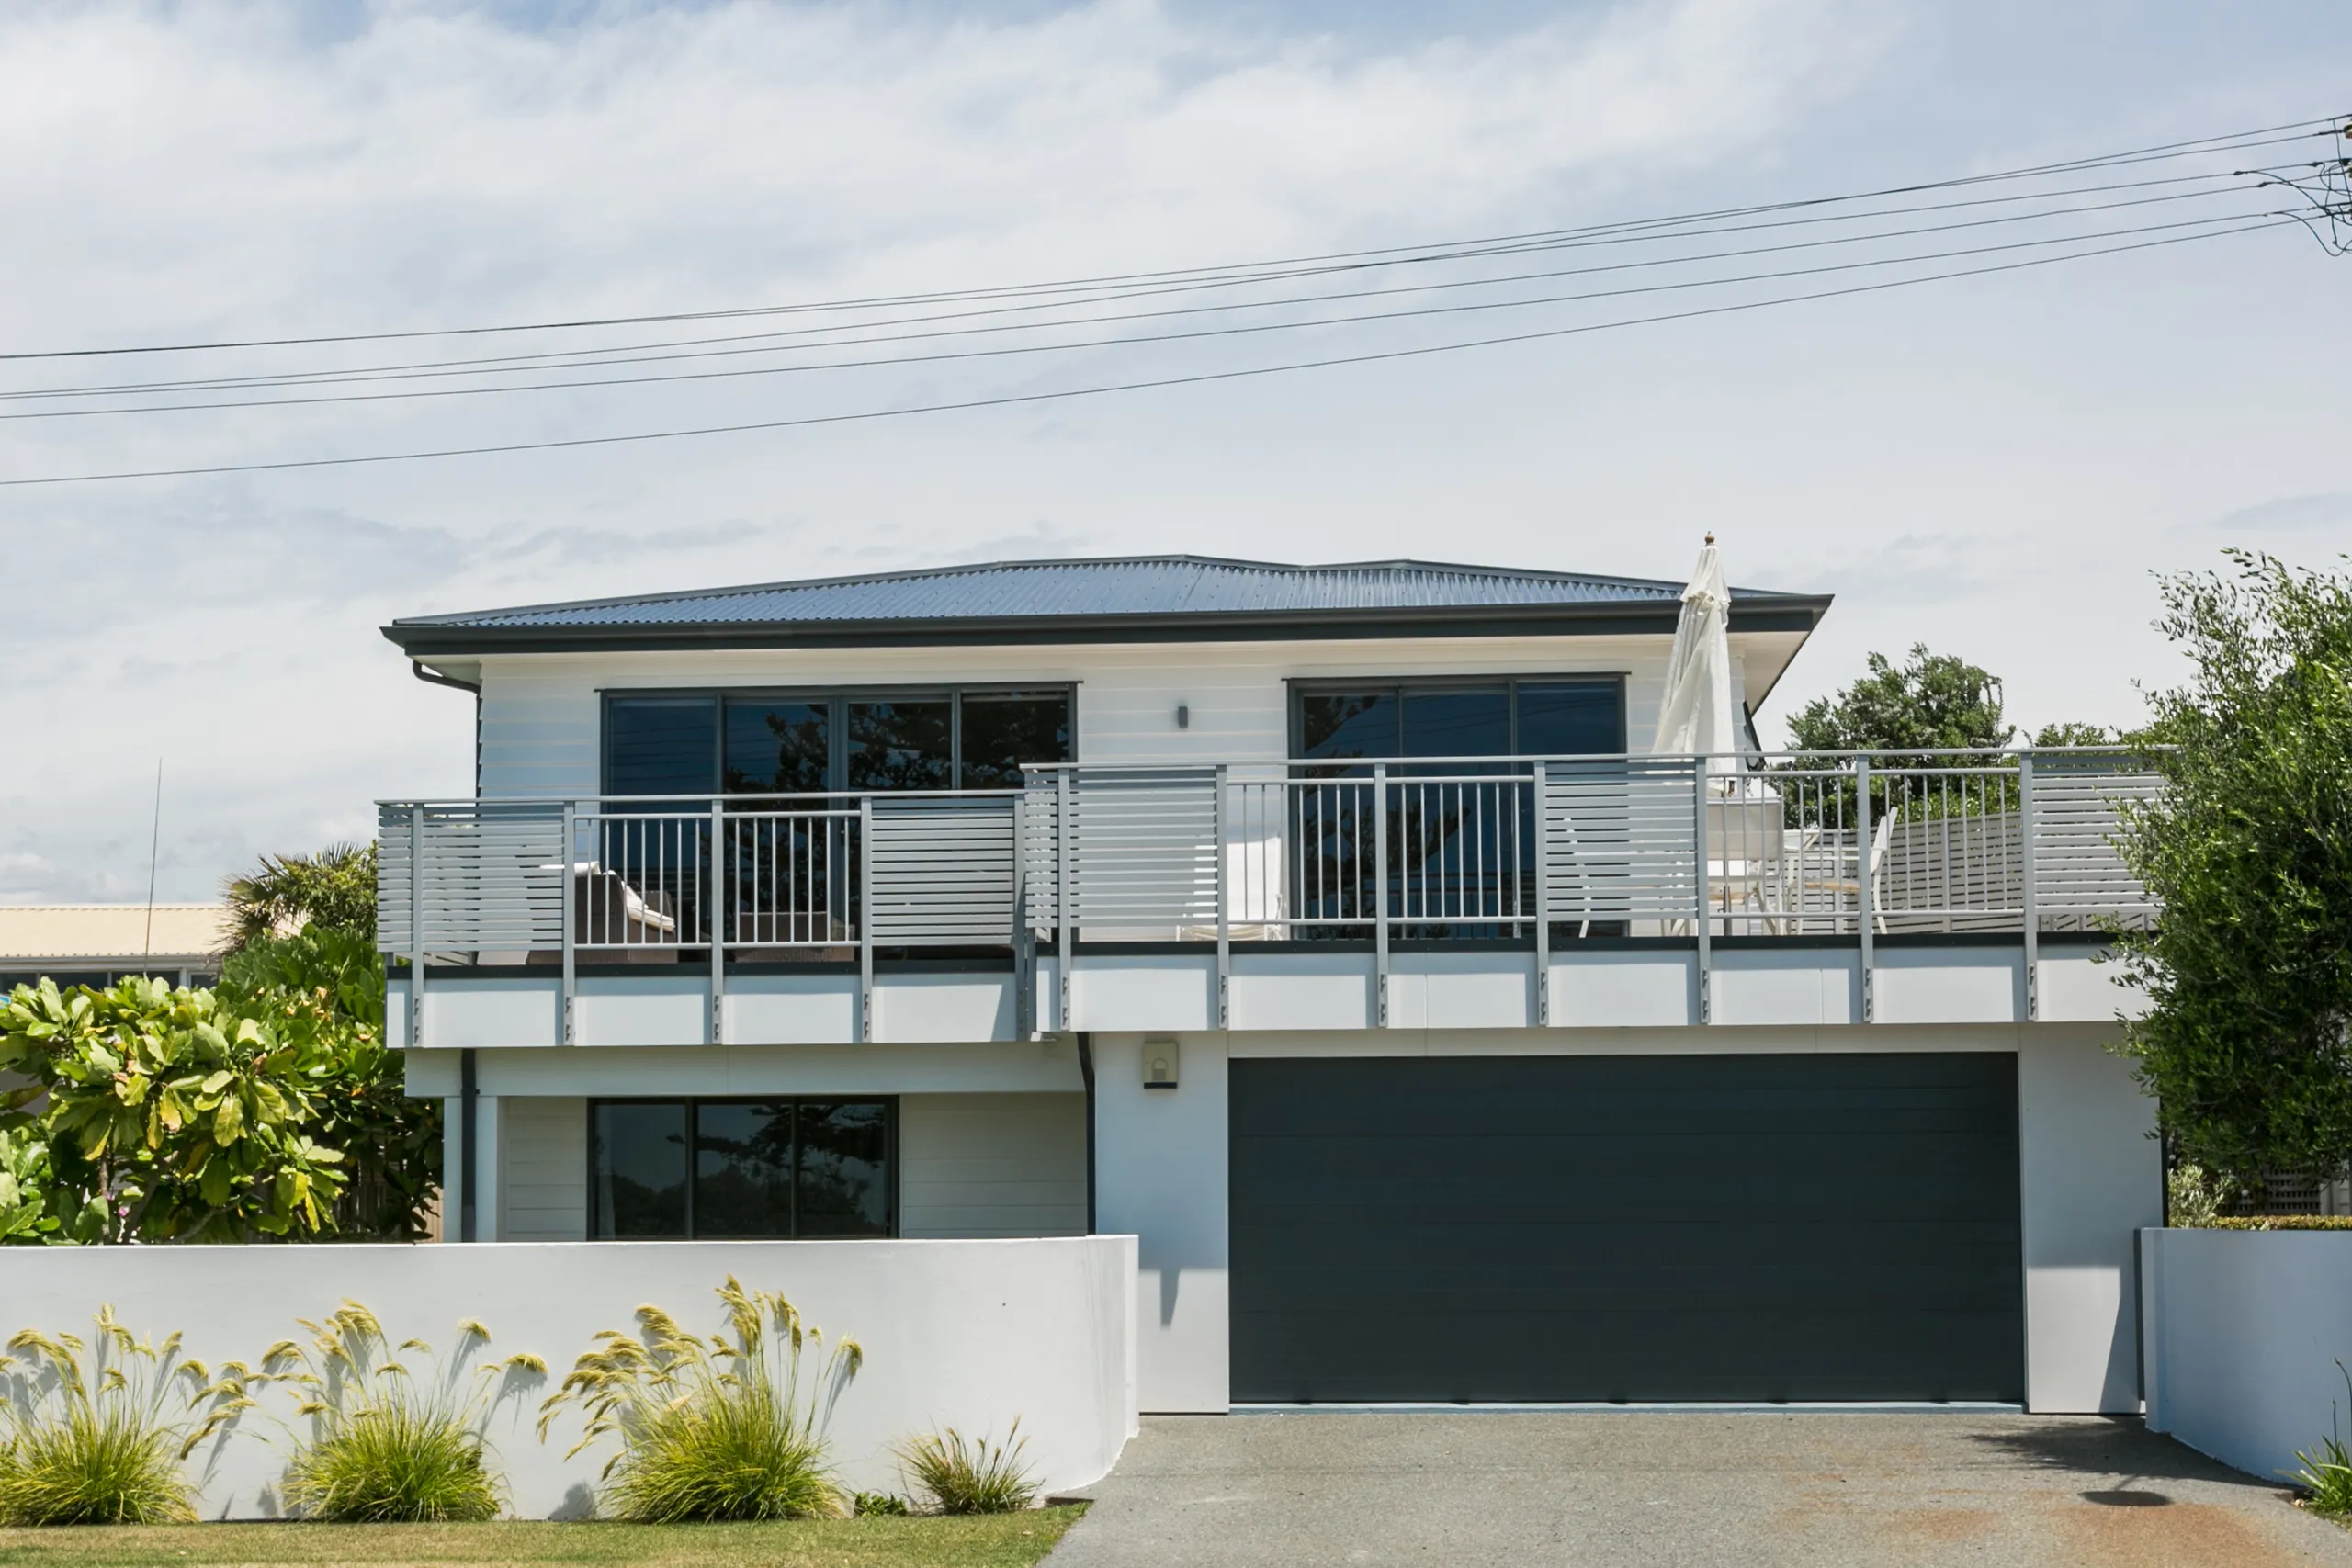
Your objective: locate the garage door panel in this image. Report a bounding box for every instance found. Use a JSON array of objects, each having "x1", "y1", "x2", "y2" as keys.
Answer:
[{"x1": 1229, "y1": 1053, "x2": 2022, "y2": 1404}]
